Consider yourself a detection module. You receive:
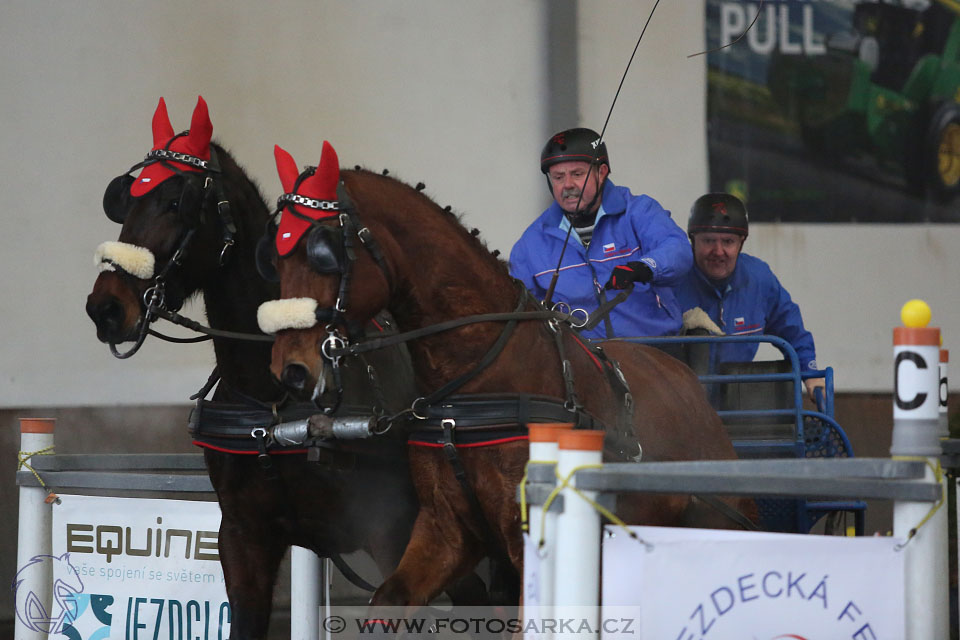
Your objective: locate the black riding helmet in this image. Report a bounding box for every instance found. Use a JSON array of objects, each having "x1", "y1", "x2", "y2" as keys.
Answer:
[
  {"x1": 540, "y1": 127, "x2": 610, "y2": 174},
  {"x1": 687, "y1": 193, "x2": 749, "y2": 237}
]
